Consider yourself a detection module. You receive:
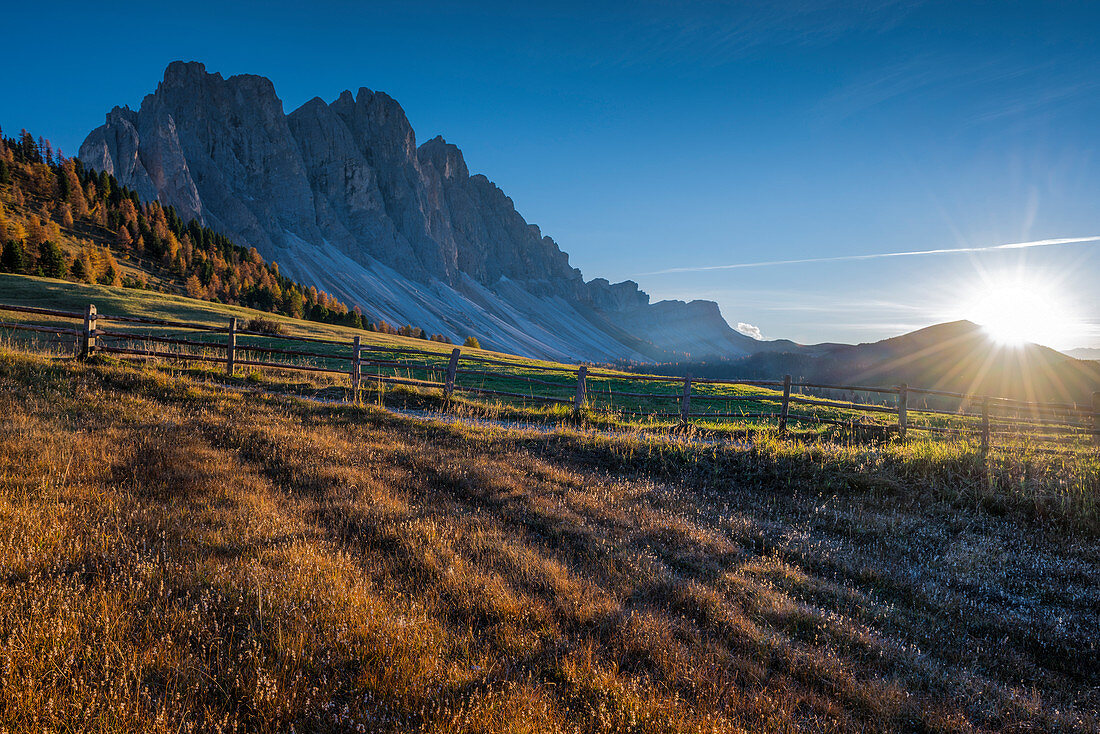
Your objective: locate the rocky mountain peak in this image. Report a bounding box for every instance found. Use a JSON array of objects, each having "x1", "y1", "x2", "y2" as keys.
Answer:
[
  {"x1": 158, "y1": 60, "x2": 279, "y2": 102},
  {"x1": 79, "y1": 61, "x2": 768, "y2": 362},
  {"x1": 418, "y1": 136, "x2": 469, "y2": 180},
  {"x1": 107, "y1": 105, "x2": 137, "y2": 123},
  {"x1": 585, "y1": 278, "x2": 650, "y2": 311},
  {"x1": 160, "y1": 60, "x2": 211, "y2": 85},
  {"x1": 329, "y1": 88, "x2": 419, "y2": 165}
]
